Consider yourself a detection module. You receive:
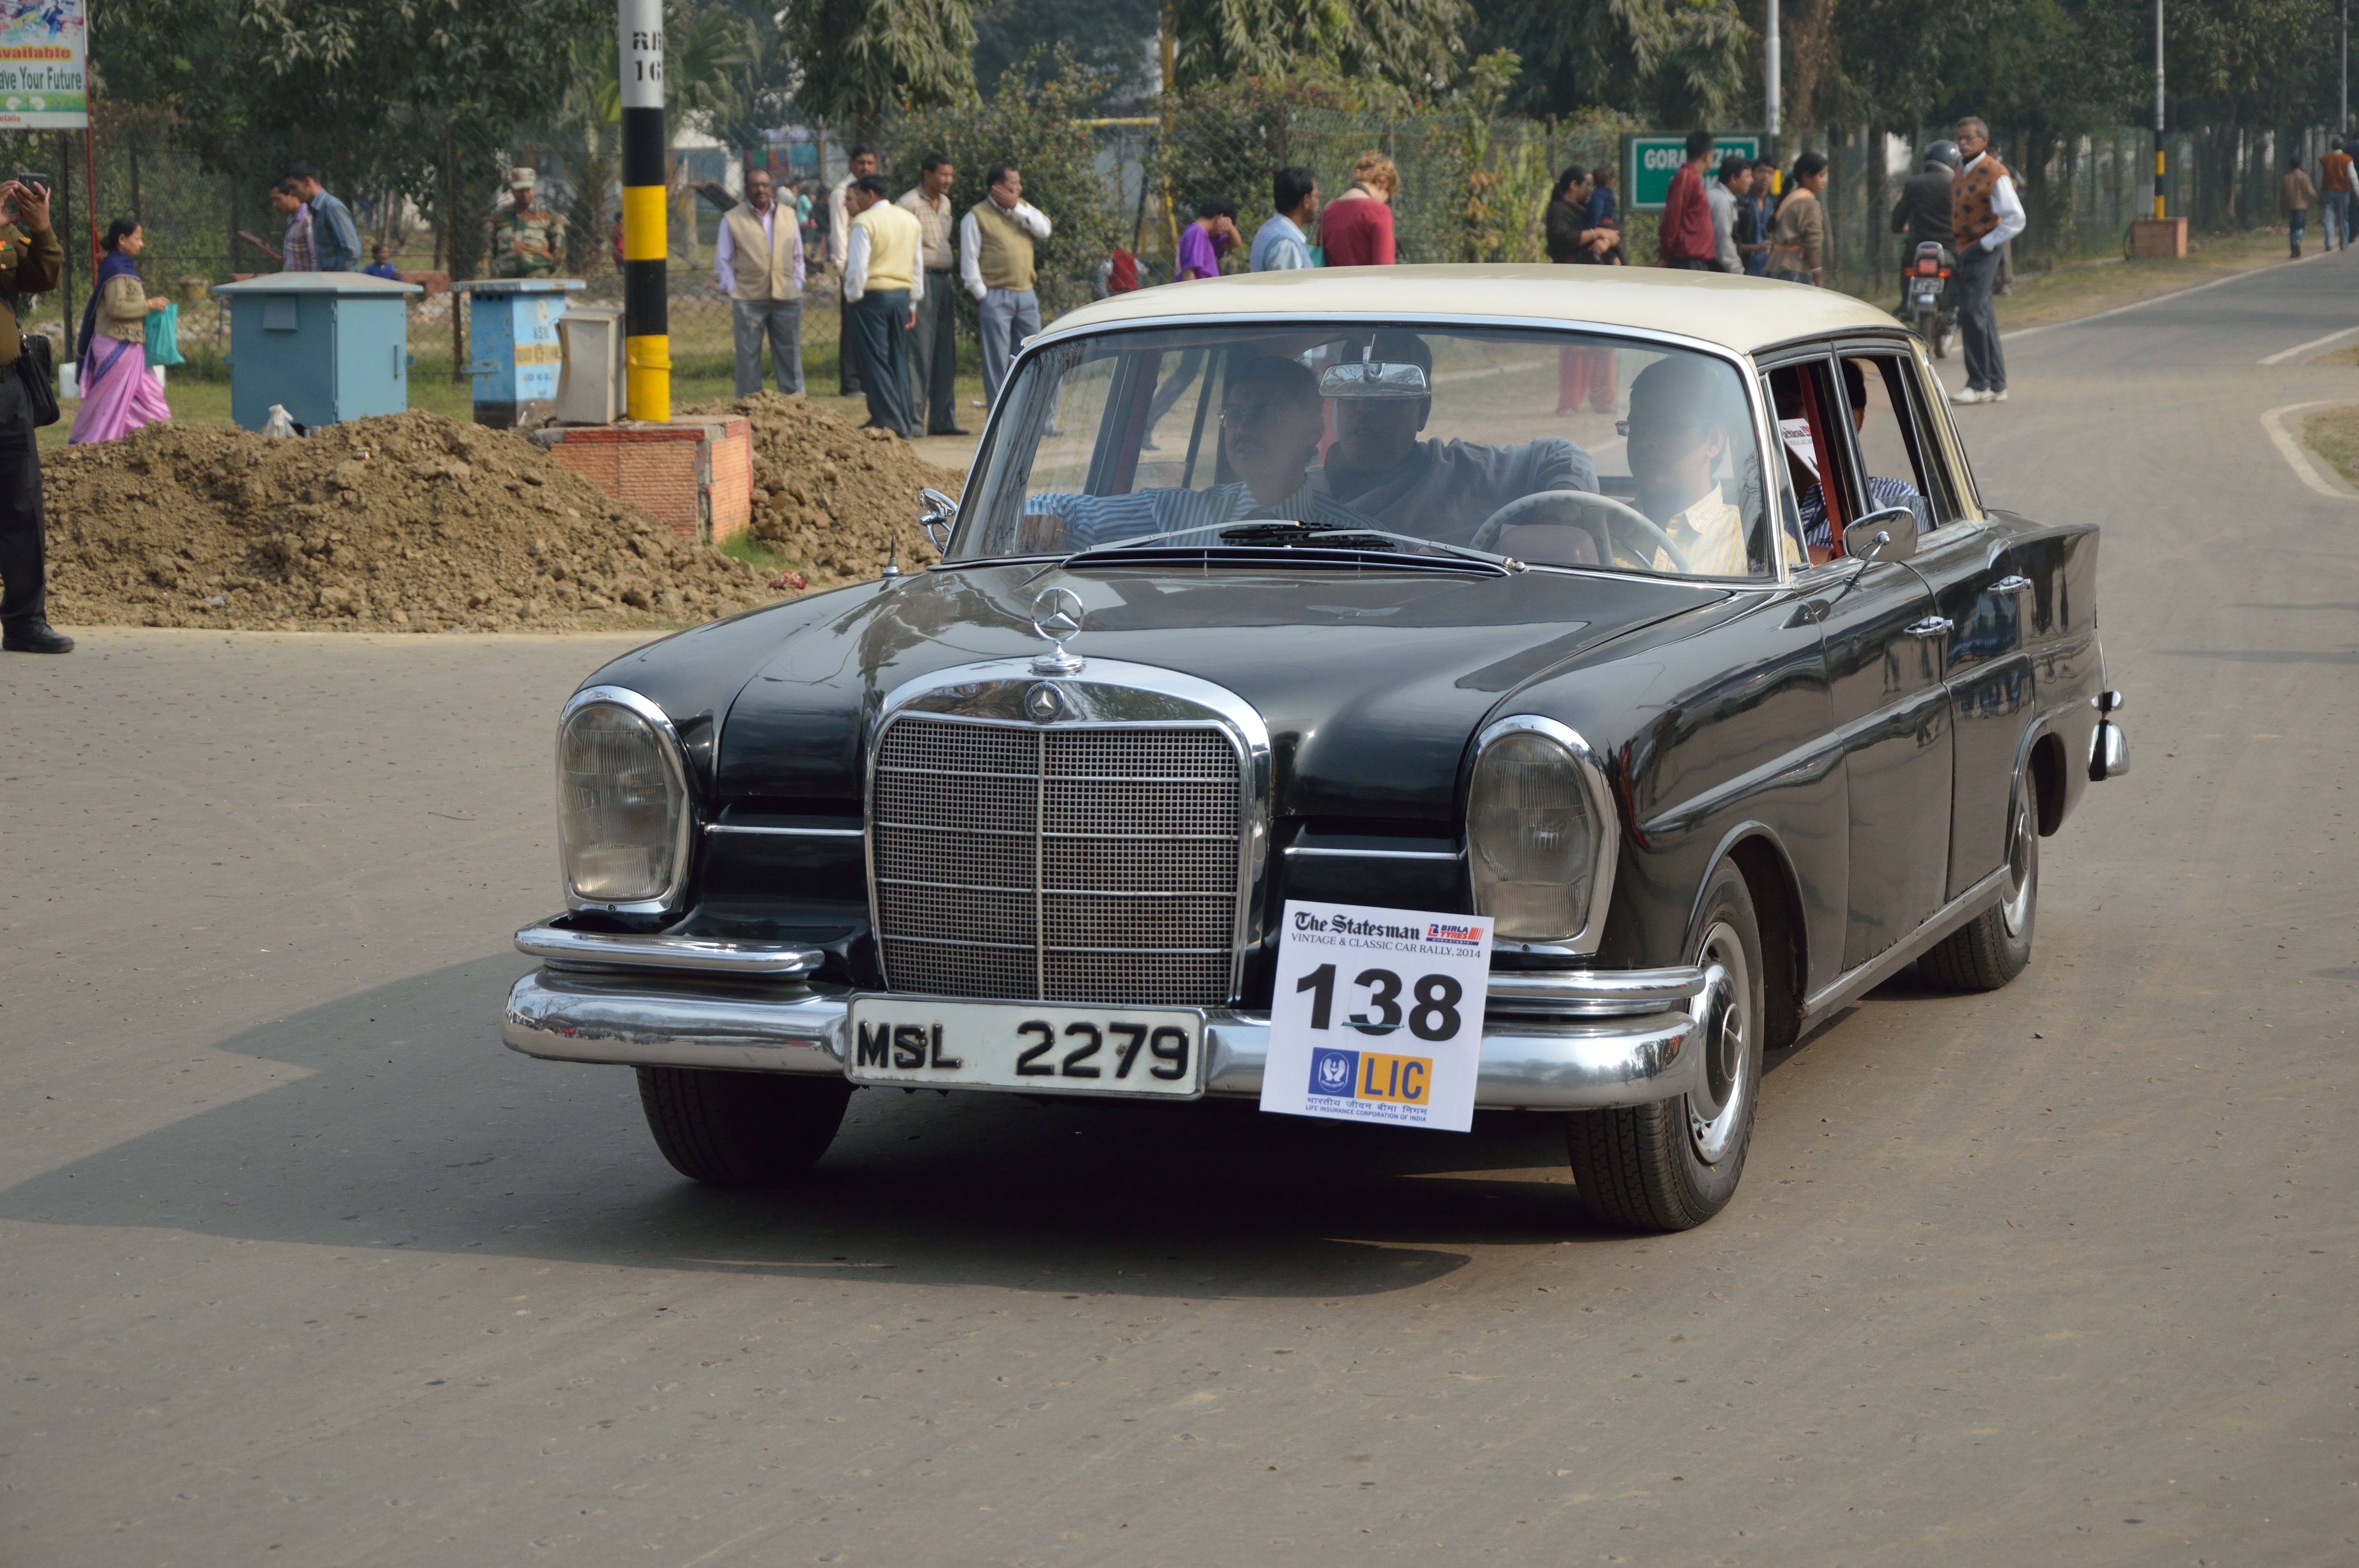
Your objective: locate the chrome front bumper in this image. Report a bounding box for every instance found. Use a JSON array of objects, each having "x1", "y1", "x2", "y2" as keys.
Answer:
[{"x1": 502, "y1": 938, "x2": 1725, "y2": 1112}]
